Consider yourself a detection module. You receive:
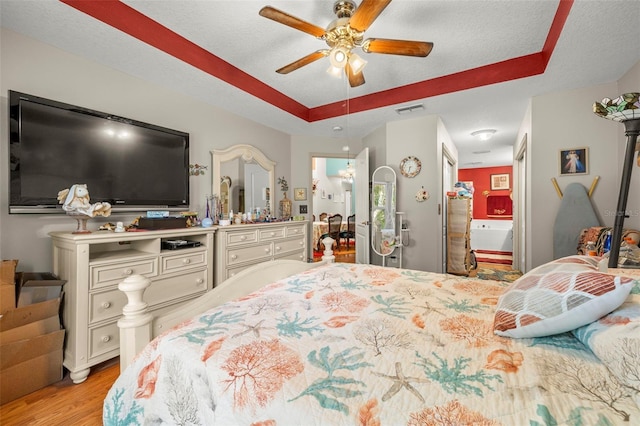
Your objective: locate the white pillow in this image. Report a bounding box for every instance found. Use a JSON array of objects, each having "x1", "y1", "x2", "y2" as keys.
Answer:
[{"x1": 494, "y1": 270, "x2": 635, "y2": 338}]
